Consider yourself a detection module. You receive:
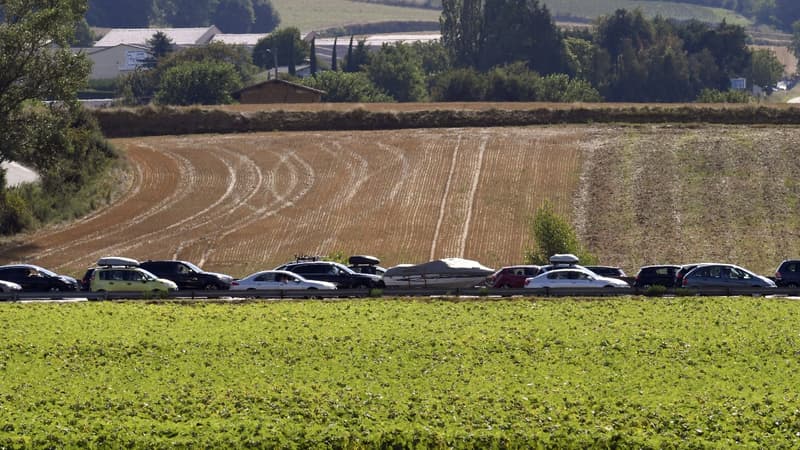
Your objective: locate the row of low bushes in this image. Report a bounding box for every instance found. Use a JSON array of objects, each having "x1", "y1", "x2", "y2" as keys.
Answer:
[{"x1": 93, "y1": 104, "x2": 800, "y2": 138}]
